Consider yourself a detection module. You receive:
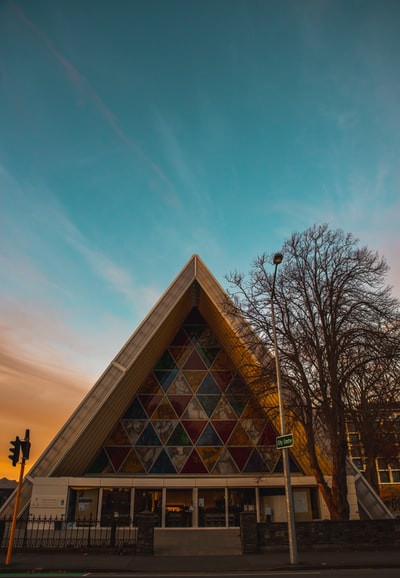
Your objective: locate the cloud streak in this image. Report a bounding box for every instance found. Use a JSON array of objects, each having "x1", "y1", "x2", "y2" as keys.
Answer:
[{"x1": 10, "y1": 2, "x2": 180, "y2": 209}]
